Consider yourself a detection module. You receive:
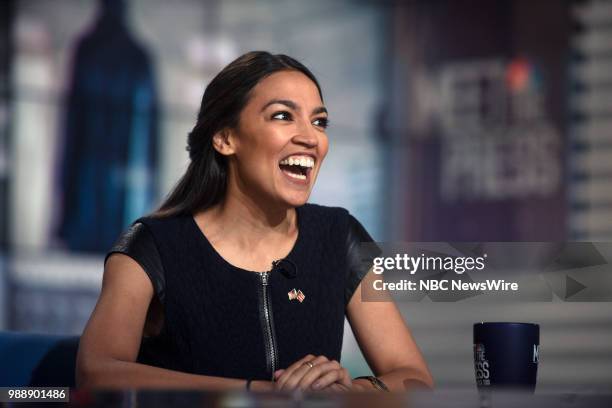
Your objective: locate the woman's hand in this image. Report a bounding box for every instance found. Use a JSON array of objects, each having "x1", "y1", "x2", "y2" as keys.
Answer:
[{"x1": 273, "y1": 354, "x2": 352, "y2": 392}]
